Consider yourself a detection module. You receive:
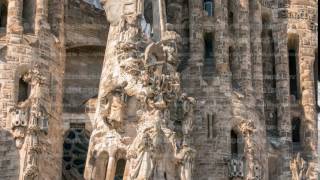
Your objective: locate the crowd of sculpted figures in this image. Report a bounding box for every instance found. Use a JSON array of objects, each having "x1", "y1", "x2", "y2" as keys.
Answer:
[{"x1": 84, "y1": 0, "x2": 196, "y2": 180}]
